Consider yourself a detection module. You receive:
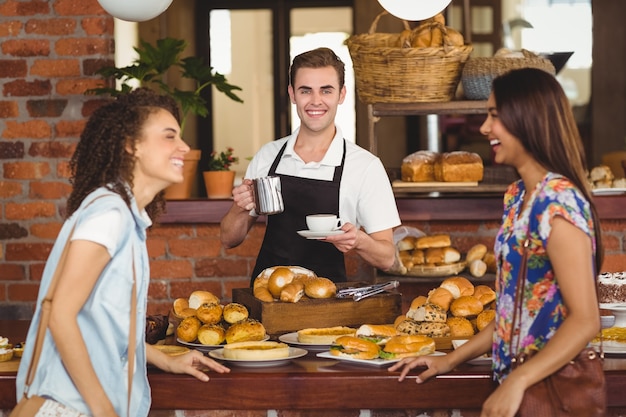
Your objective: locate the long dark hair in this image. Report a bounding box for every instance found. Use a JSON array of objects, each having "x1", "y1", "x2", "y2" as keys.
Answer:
[
  {"x1": 67, "y1": 88, "x2": 180, "y2": 220},
  {"x1": 492, "y1": 67, "x2": 603, "y2": 272}
]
